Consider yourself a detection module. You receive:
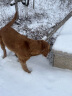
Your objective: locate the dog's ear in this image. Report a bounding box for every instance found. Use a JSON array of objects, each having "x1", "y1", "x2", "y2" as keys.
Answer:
[{"x1": 24, "y1": 41, "x2": 30, "y2": 49}]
